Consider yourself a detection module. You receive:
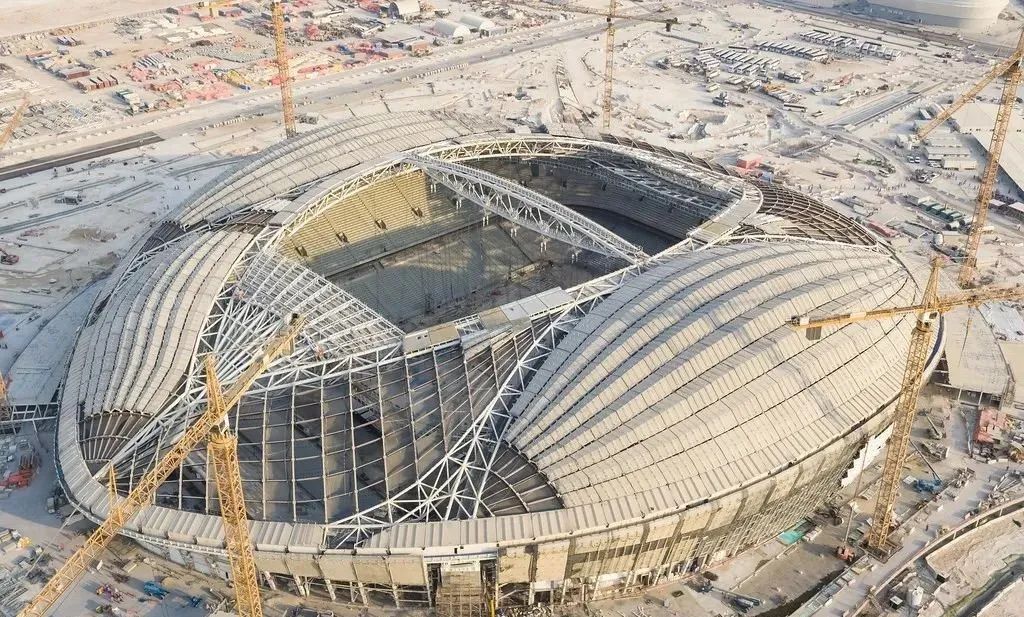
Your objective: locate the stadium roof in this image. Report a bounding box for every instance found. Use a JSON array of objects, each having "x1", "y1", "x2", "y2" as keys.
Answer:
[{"x1": 55, "y1": 111, "x2": 917, "y2": 554}]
